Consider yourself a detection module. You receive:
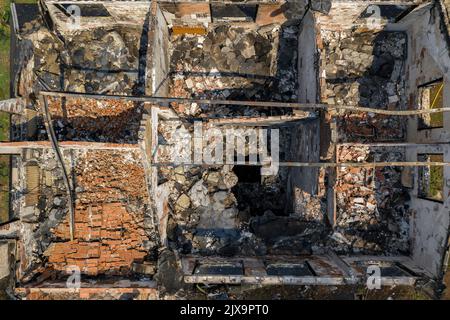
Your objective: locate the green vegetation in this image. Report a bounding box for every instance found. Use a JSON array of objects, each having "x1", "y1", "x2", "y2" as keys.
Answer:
[
  {"x1": 0, "y1": 155, "x2": 9, "y2": 223},
  {"x1": 419, "y1": 154, "x2": 444, "y2": 202},
  {"x1": 429, "y1": 154, "x2": 444, "y2": 201},
  {"x1": 0, "y1": 0, "x2": 10, "y2": 222},
  {"x1": 429, "y1": 82, "x2": 444, "y2": 128},
  {"x1": 0, "y1": 0, "x2": 11, "y2": 142}
]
